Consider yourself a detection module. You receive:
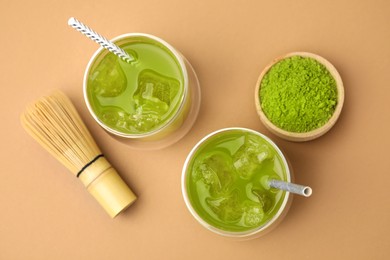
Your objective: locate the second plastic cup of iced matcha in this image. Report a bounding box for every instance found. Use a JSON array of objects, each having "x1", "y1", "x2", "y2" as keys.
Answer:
[
  {"x1": 84, "y1": 33, "x2": 200, "y2": 149},
  {"x1": 182, "y1": 128, "x2": 293, "y2": 239}
]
